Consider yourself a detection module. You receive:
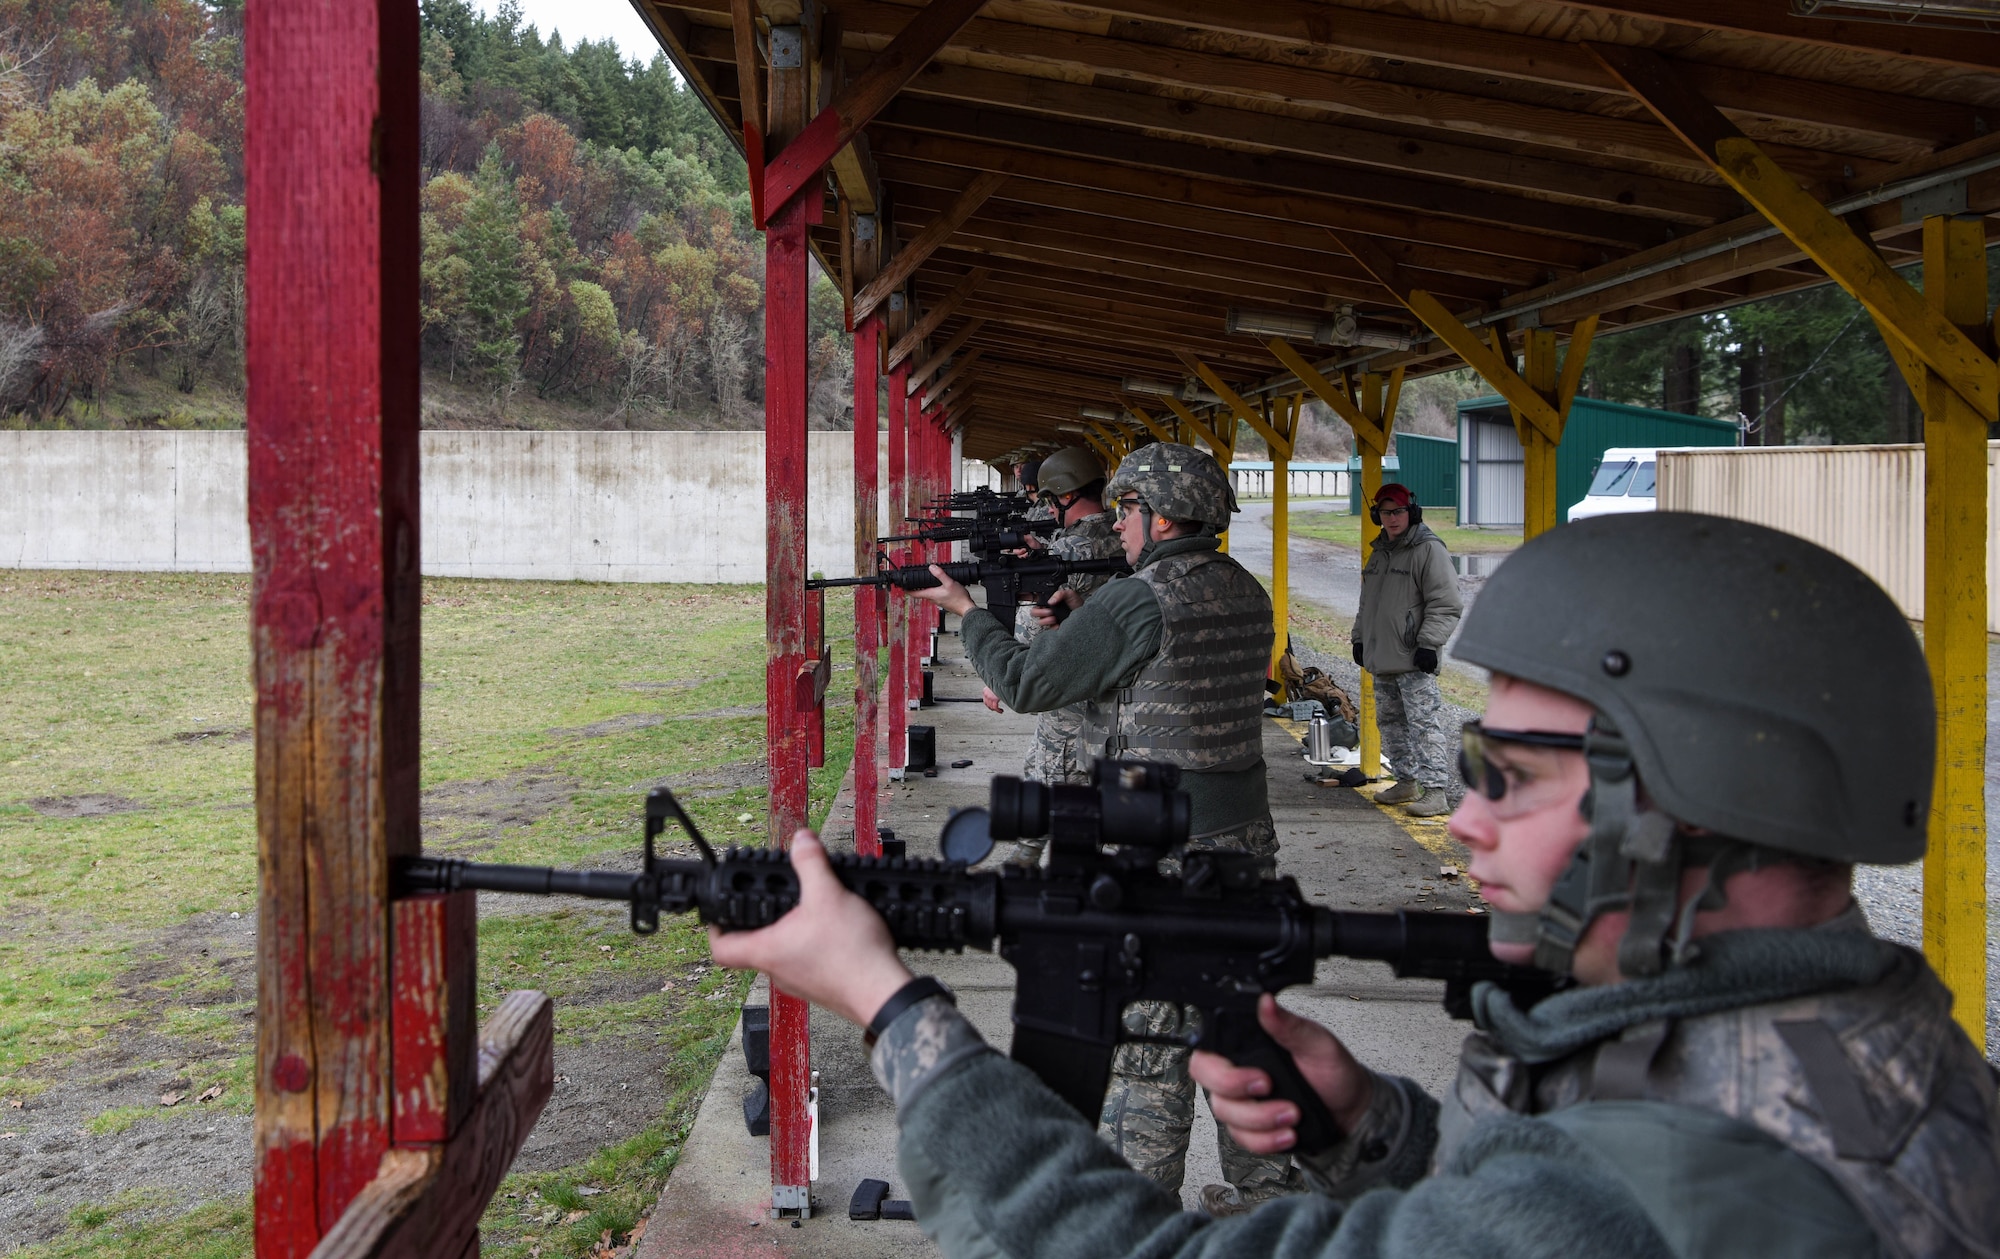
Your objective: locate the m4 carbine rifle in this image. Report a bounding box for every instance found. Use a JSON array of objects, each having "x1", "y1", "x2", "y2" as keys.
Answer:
[
  {"x1": 880, "y1": 516, "x2": 1059, "y2": 563},
  {"x1": 396, "y1": 763, "x2": 1557, "y2": 1155},
  {"x1": 807, "y1": 553, "x2": 1130, "y2": 629}
]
